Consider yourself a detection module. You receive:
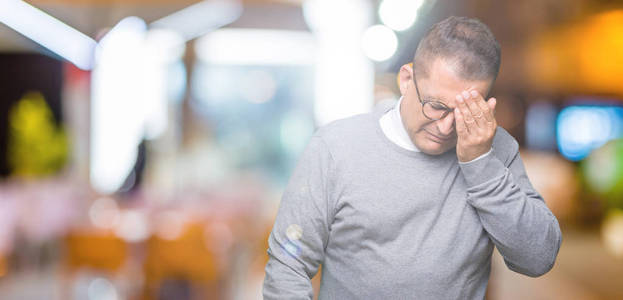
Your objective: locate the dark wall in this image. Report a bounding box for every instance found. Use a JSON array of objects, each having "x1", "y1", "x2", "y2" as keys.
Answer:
[{"x1": 0, "y1": 53, "x2": 63, "y2": 177}]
